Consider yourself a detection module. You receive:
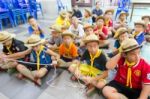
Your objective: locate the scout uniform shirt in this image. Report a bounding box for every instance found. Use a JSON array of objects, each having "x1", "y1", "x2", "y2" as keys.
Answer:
[{"x1": 3, "y1": 38, "x2": 28, "y2": 55}]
